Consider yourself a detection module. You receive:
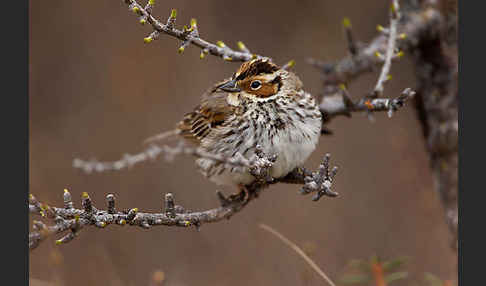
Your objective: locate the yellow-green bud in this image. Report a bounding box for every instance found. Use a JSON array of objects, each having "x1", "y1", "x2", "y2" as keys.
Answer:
[
  {"x1": 132, "y1": 6, "x2": 140, "y2": 13},
  {"x1": 139, "y1": 18, "x2": 146, "y2": 25},
  {"x1": 55, "y1": 240, "x2": 62, "y2": 245},
  {"x1": 149, "y1": 0, "x2": 155, "y2": 5},
  {"x1": 170, "y1": 9, "x2": 177, "y2": 18},
  {"x1": 178, "y1": 46, "x2": 185, "y2": 54},
  {"x1": 237, "y1": 41, "x2": 246, "y2": 51},
  {"x1": 342, "y1": 17, "x2": 351, "y2": 28},
  {"x1": 81, "y1": 192, "x2": 89, "y2": 199},
  {"x1": 190, "y1": 18, "x2": 197, "y2": 28},
  {"x1": 143, "y1": 37, "x2": 153, "y2": 43},
  {"x1": 216, "y1": 41, "x2": 225, "y2": 48},
  {"x1": 286, "y1": 59, "x2": 295, "y2": 68}
]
